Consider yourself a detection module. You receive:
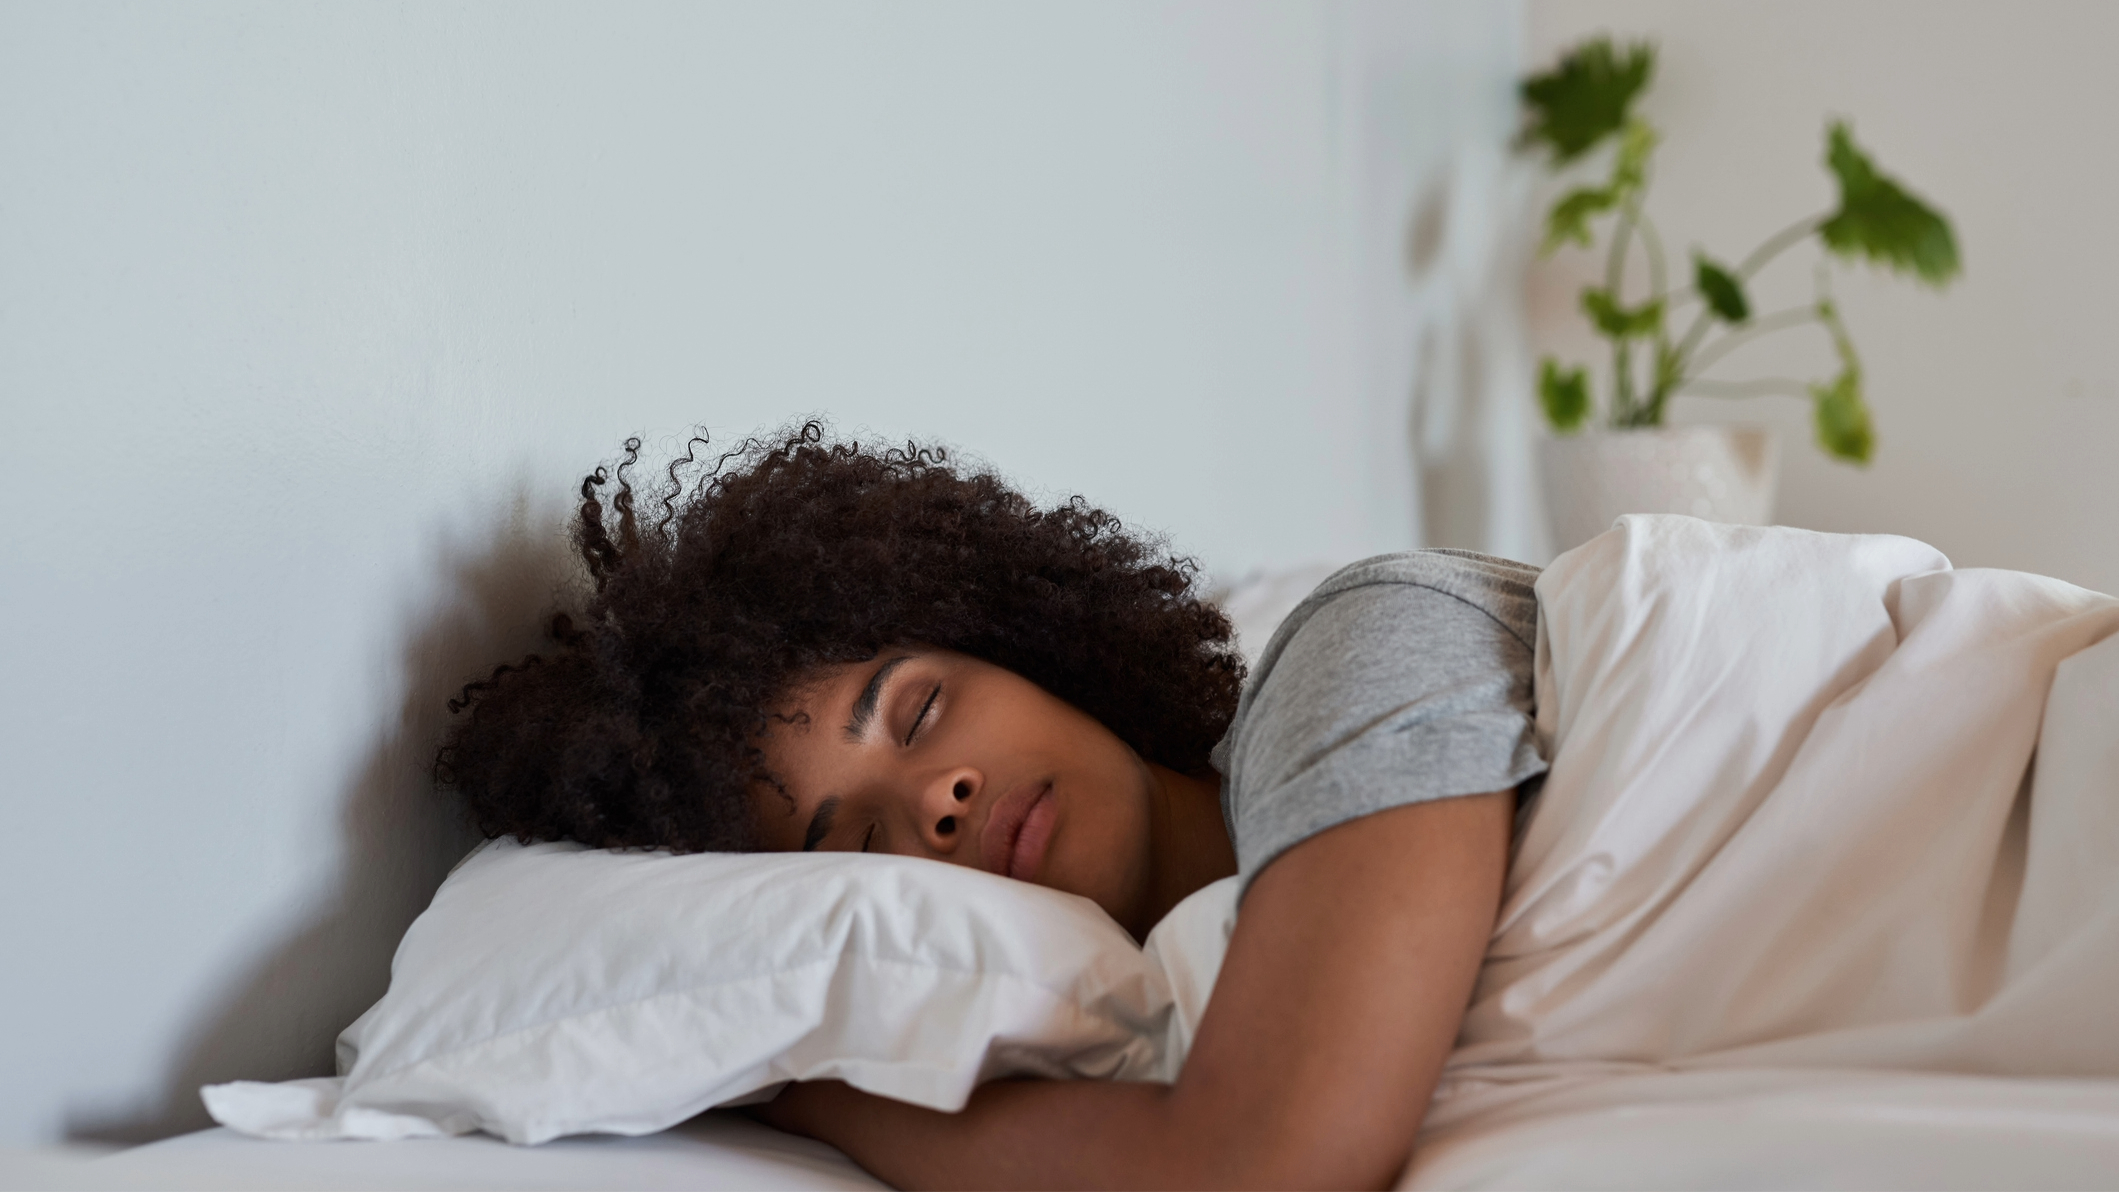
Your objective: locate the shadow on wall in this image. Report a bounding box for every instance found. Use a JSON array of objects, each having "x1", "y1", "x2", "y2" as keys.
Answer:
[
  {"x1": 66, "y1": 493, "x2": 580, "y2": 1145},
  {"x1": 1408, "y1": 167, "x2": 1484, "y2": 551},
  {"x1": 1404, "y1": 149, "x2": 1547, "y2": 563}
]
